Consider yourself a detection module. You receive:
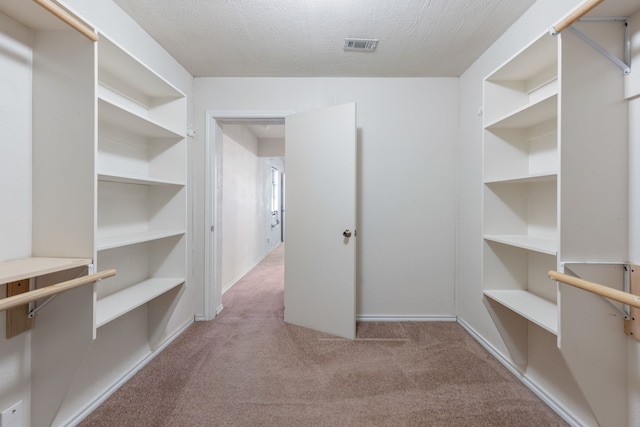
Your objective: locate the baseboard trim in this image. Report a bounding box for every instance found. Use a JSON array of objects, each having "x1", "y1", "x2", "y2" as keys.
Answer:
[
  {"x1": 194, "y1": 304, "x2": 224, "y2": 322},
  {"x1": 65, "y1": 318, "x2": 194, "y2": 426},
  {"x1": 456, "y1": 317, "x2": 585, "y2": 427},
  {"x1": 357, "y1": 315, "x2": 457, "y2": 322}
]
